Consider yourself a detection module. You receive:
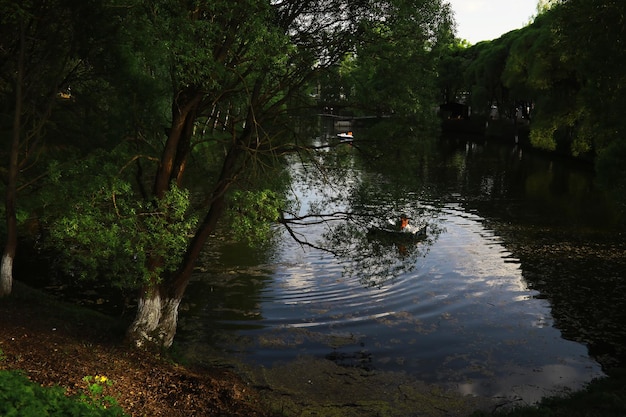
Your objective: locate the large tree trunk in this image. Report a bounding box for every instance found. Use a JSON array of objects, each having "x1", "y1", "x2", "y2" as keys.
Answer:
[
  {"x1": 125, "y1": 92, "x2": 202, "y2": 348},
  {"x1": 1, "y1": 21, "x2": 25, "y2": 297},
  {"x1": 126, "y1": 284, "x2": 183, "y2": 349},
  {"x1": 126, "y1": 137, "x2": 247, "y2": 349},
  {"x1": 125, "y1": 169, "x2": 233, "y2": 348},
  {"x1": 126, "y1": 90, "x2": 255, "y2": 348}
]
